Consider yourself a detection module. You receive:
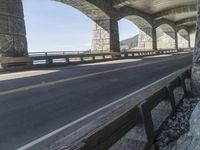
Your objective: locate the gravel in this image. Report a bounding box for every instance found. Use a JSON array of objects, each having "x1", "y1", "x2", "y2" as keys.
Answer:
[{"x1": 152, "y1": 97, "x2": 200, "y2": 150}]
